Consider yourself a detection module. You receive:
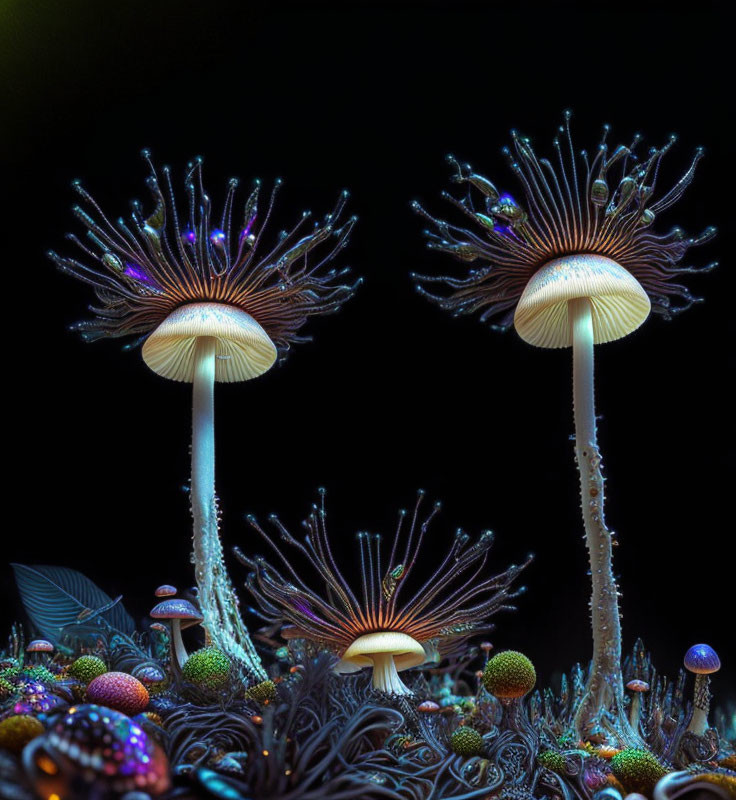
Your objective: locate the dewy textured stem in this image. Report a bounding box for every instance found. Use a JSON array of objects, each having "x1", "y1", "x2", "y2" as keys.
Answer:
[
  {"x1": 191, "y1": 336, "x2": 266, "y2": 681},
  {"x1": 569, "y1": 298, "x2": 637, "y2": 744}
]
